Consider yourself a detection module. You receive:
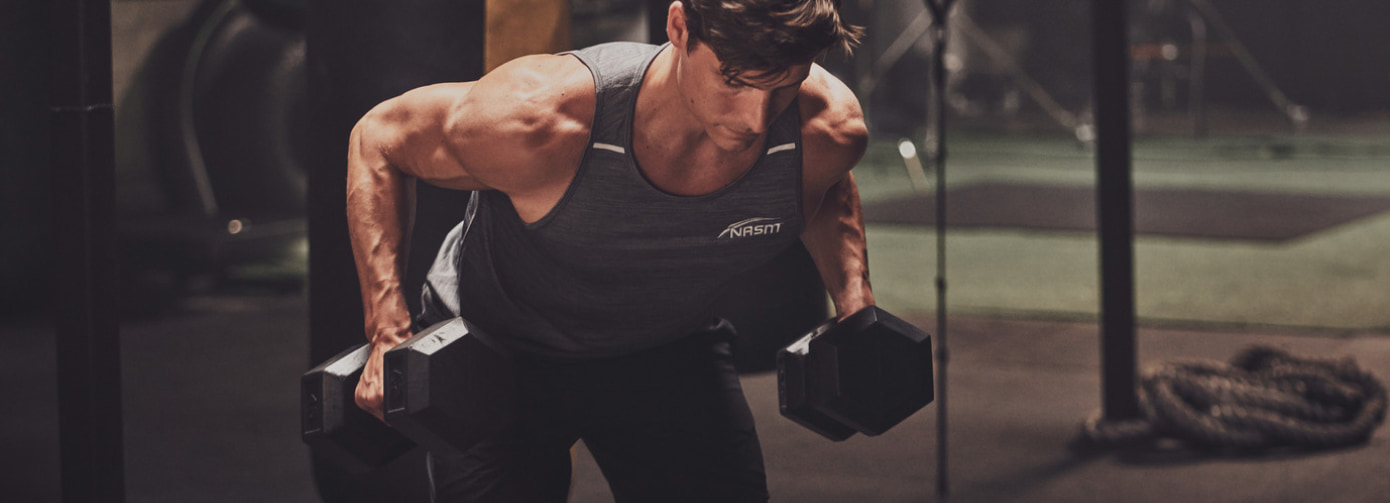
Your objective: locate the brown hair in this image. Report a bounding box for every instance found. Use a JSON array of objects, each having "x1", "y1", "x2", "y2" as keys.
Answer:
[{"x1": 680, "y1": 0, "x2": 864, "y2": 83}]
